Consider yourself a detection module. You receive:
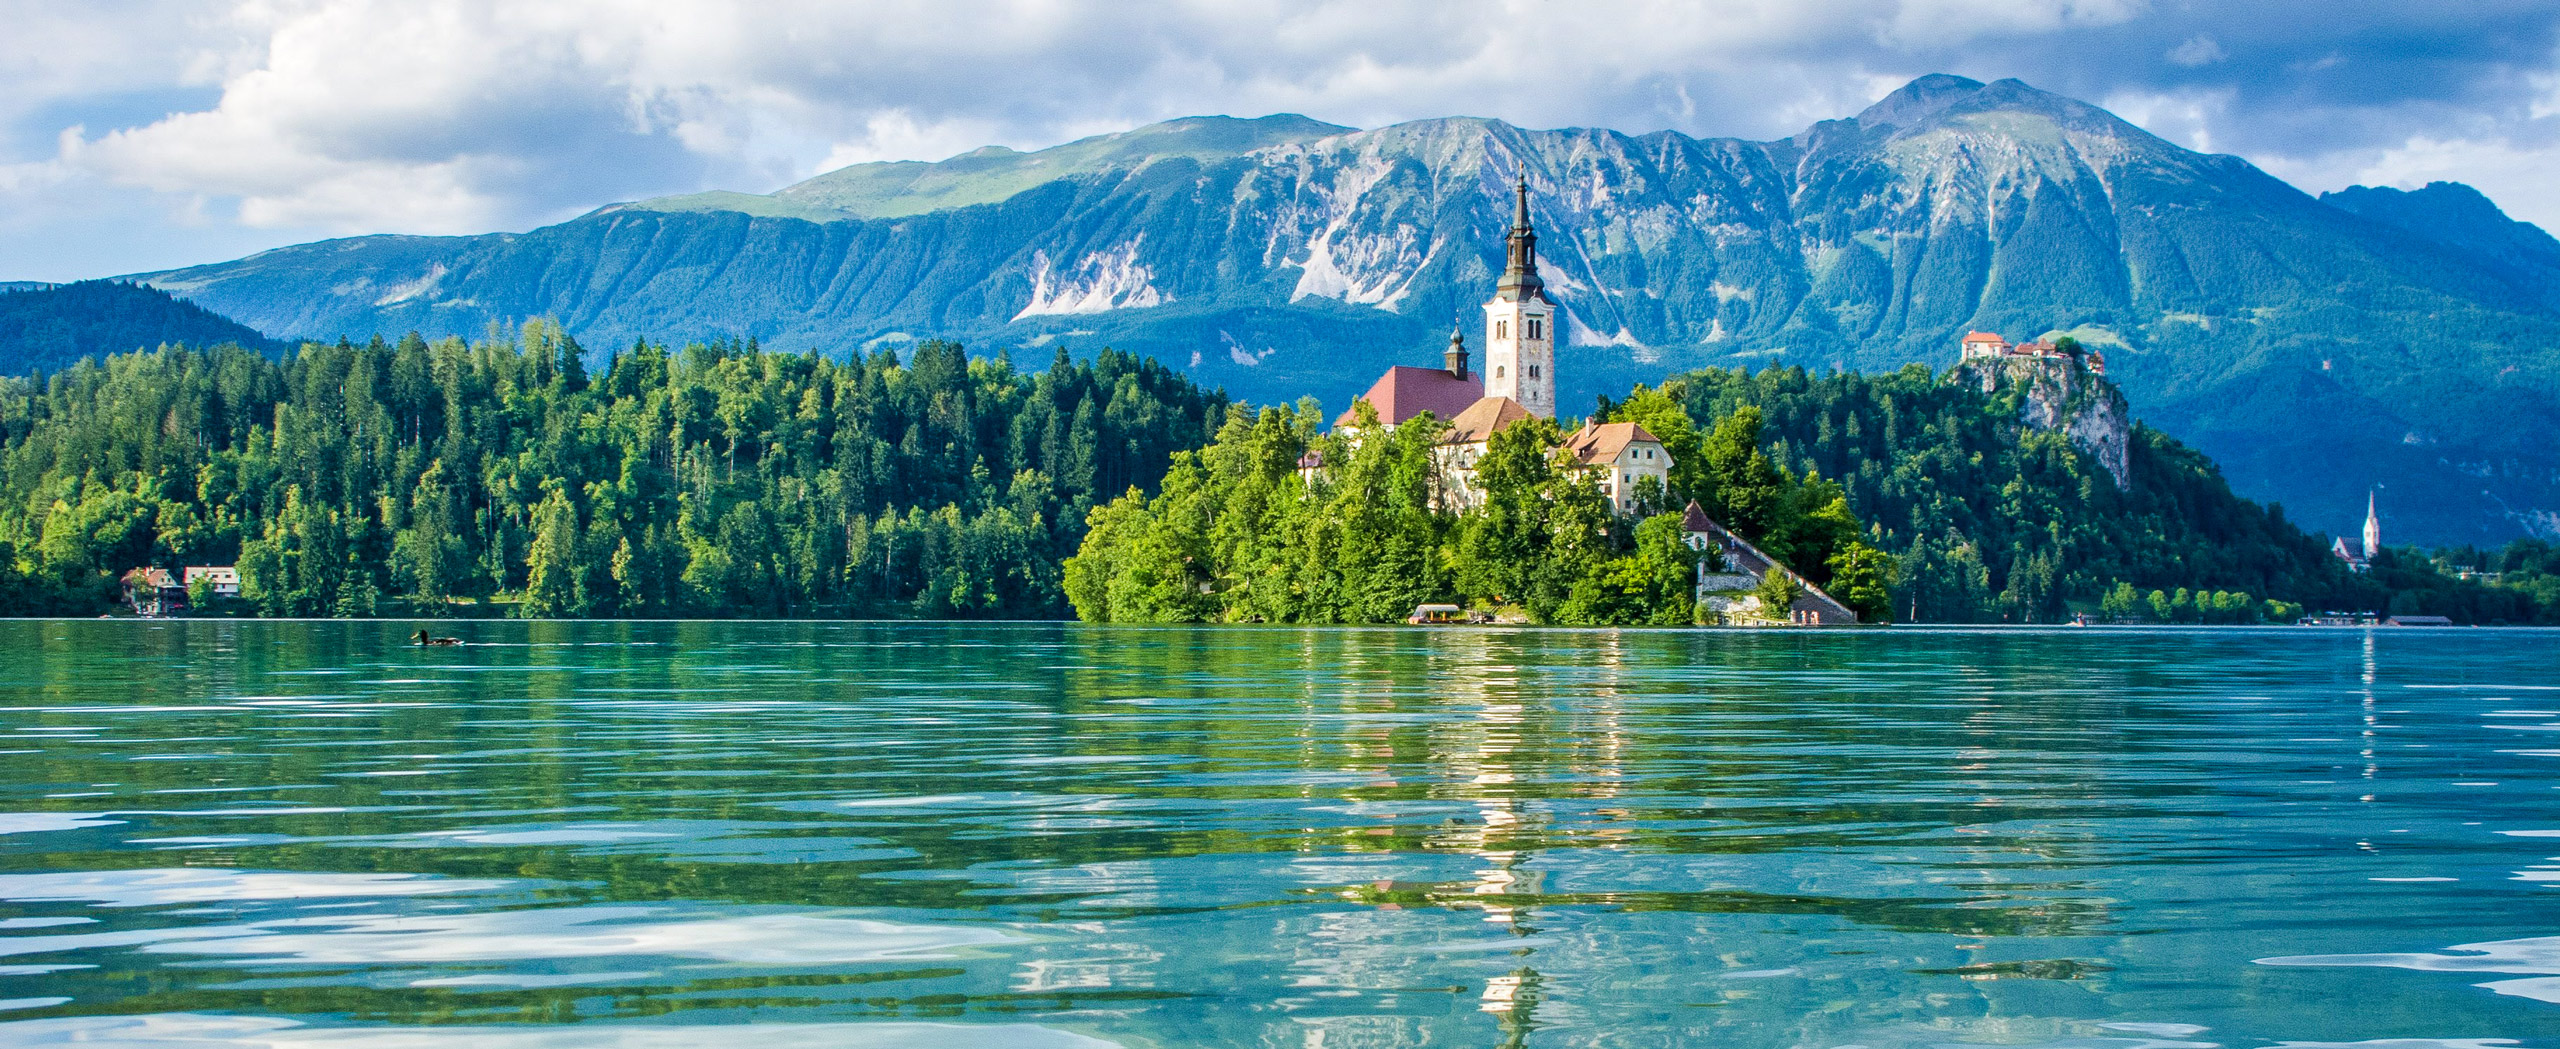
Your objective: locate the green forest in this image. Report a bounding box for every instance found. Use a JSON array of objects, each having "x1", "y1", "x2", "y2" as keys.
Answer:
[
  {"x1": 1069, "y1": 362, "x2": 2560, "y2": 625},
  {"x1": 1064, "y1": 394, "x2": 1893, "y2": 626},
  {"x1": 0, "y1": 280, "x2": 287, "y2": 375},
  {"x1": 0, "y1": 326, "x2": 1222, "y2": 617},
  {"x1": 1668, "y1": 364, "x2": 2558, "y2": 623},
  {"x1": 0, "y1": 328, "x2": 2551, "y2": 624}
]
